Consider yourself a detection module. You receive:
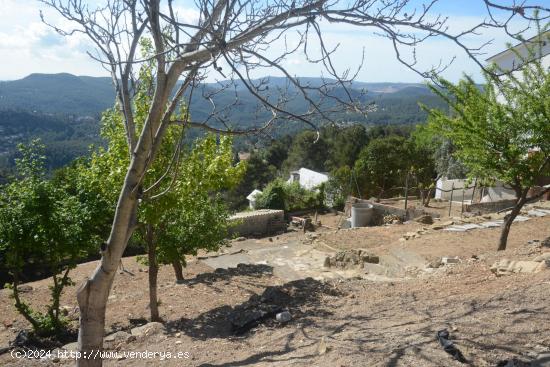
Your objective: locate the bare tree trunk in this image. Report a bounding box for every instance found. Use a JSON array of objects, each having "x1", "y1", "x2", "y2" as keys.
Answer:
[
  {"x1": 424, "y1": 188, "x2": 433, "y2": 207},
  {"x1": 75, "y1": 57, "x2": 177, "y2": 366},
  {"x1": 172, "y1": 260, "x2": 184, "y2": 283},
  {"x1": 76, "y1": 183, "x2": 139, "y2": 367},
  {"x1": 498, "y1": 189, "x2": 528, "y2": 251},
  {"x1": 146, "y1": 224, "x2": 161, "y2": 322}
]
